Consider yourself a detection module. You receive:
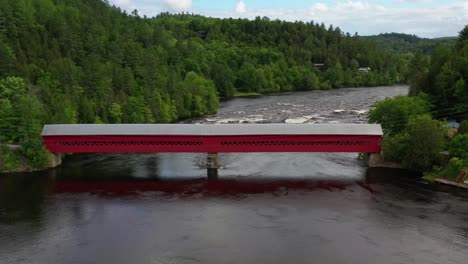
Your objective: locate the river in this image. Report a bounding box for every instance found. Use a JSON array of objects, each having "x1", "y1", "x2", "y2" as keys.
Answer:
[{"x1": 1, "y1": 85, "x2": 468, "y2": 264}]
